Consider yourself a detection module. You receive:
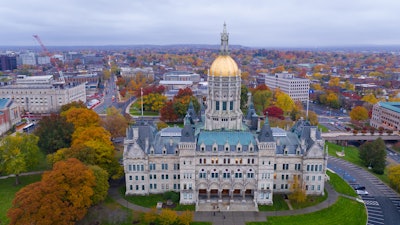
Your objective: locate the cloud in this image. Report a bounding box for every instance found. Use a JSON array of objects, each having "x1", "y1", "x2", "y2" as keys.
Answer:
[{"x1": 1, "y1": 0, "x2": 400, "y2": 47}]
